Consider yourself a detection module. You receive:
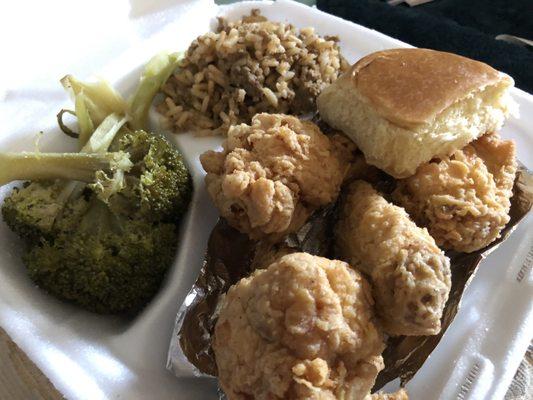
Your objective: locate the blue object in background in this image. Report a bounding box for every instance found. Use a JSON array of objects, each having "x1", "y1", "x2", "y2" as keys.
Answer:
[{"x1": 317, "y1": 0, "x2": 533, "y2": 94}]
